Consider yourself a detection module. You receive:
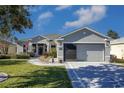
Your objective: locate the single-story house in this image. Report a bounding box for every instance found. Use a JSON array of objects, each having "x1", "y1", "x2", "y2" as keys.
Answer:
[
  {"x1": 56, "y1": 27, "x2": 110, "y2": 62},
  {"x1": 17, "y1": 27, "x2": 110, "y2": 62},
  {"x1": 110, "y1": 37, "x2": 124, "y2": 59}
]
